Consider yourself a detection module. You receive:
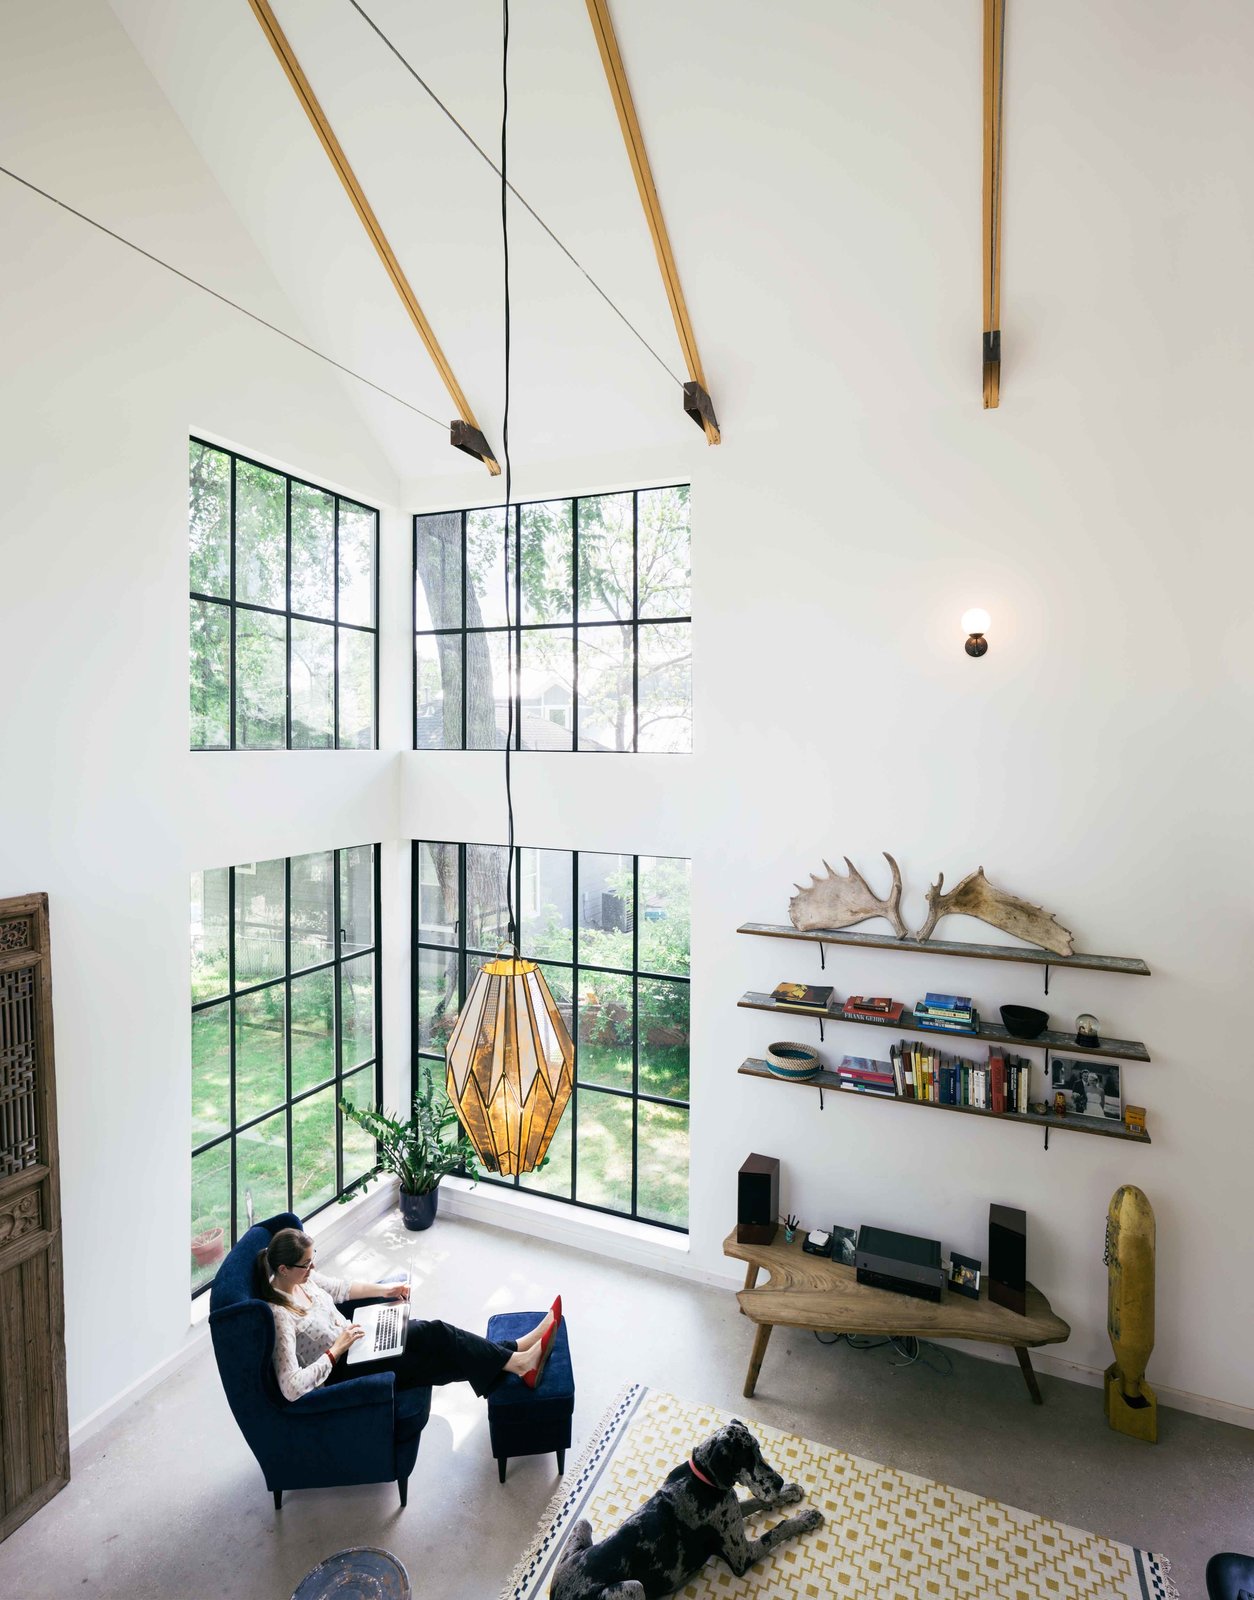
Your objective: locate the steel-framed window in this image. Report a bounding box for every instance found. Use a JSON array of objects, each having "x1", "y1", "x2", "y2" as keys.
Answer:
[
  {"x1": 189, "y1": 437, "x2": 380, "y2": 750},
  {"x1": 190, "y1": 845, "x2": 382, "y2": 1298},
  {"x1": 413, "y1": 486, "x2": 691, "y2": 752},
  {"x1": 413, "y1": 840, "x2": 690, "y2": 1231}
]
